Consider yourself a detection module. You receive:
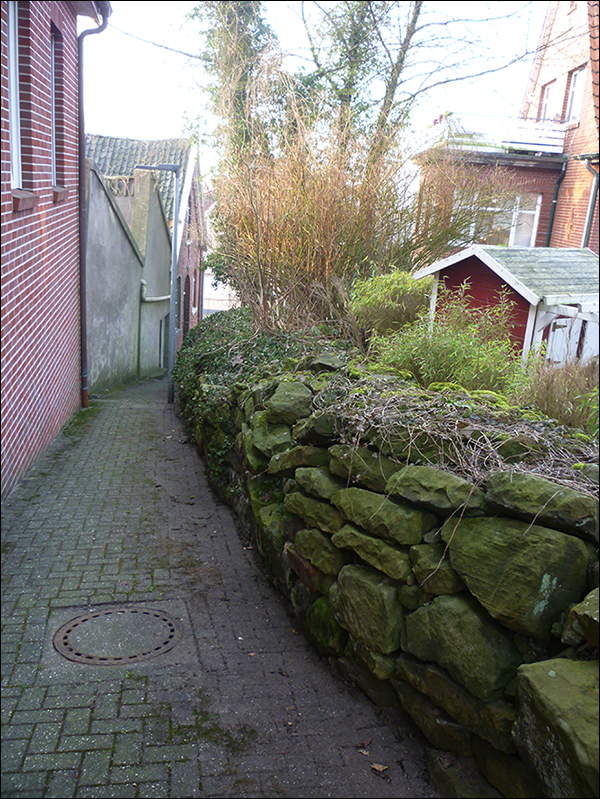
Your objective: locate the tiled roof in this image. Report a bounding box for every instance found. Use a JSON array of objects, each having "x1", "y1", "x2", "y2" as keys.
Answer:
[
  {"x1": 85, "y1": 134, "x2": 192, "y2": 221},
  {"x1": 478, "y1": 246, "x2": 599, "y2": 298}
]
